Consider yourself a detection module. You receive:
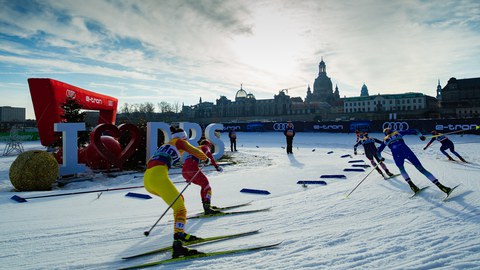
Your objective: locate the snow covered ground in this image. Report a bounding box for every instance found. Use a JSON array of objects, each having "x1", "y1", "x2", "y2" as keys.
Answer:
[{"x1": 0, "y1": 132, "x2": 479, "y2": 270}]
